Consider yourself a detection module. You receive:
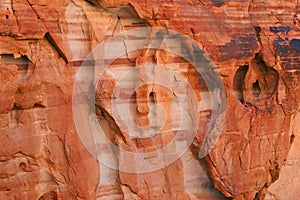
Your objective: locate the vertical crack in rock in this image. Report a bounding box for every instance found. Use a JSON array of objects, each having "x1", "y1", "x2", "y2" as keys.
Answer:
[
  {"x1": 24, "y1": 0, "x2": 40, "y2": 20},
  {"x1": 96, "y1": 104, "x2": 127, "y2": 144},
  {"x1": 45, "y1": 33, "x2": 68, "y2": 63},
  {"x1": 120, "y1": 183, "x2": 138, "y2": 195}
]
